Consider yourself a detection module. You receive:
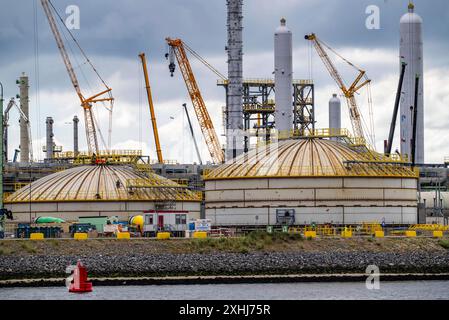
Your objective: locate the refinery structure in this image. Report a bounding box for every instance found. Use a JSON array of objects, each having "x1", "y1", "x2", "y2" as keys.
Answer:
[{"x1": 1, "y1": 0, "x2": 448, "y2": 239}]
